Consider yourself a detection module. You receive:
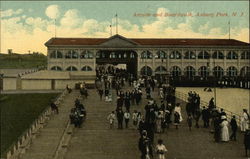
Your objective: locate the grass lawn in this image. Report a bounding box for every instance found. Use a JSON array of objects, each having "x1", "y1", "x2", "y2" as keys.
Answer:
[{"x1": 0, "y1": 93, "x2": 59, "y2": 156}]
